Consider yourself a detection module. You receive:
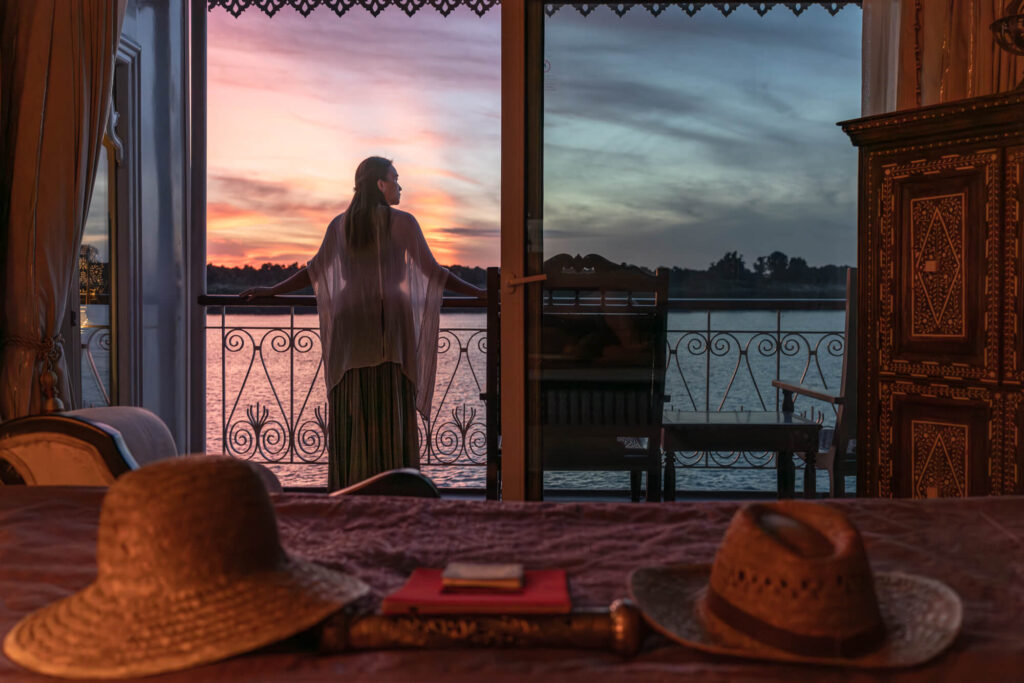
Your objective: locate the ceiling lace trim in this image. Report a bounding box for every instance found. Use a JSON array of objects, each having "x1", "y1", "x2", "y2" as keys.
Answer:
[{"x1": 207, "y1": 1, "x2": 860, "y2": 19}]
